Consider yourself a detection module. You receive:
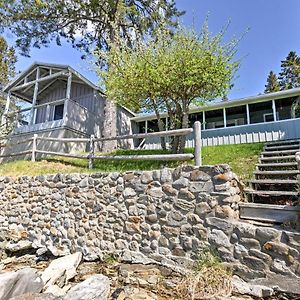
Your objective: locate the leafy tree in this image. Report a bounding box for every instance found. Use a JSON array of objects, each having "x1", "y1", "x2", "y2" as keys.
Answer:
[
  {"x1": 0, "y1": 0, "x2": 183, "y2": 64},
  {"x1": 98, "y1": 24, "x2": 240, "y2": 153},
  {"x1": 264, "y1": 71, "x2": 280, "y2": 93},
  {"x1": 0, "y1": 35, "x2": 17, "y2": 137},
  {"x1": 0, "y1": 36, "x2": 16, "y2": 86},
  {"x1": 278, "y1": 51, "x2": 300, "y2": 90}
]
